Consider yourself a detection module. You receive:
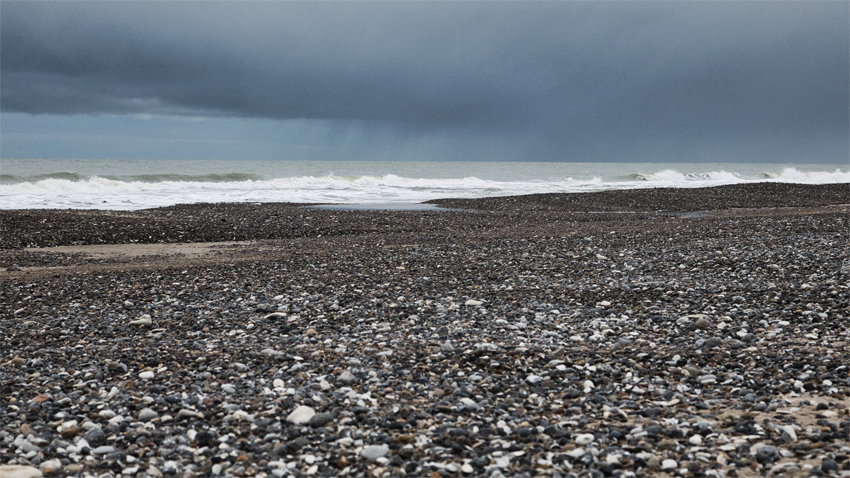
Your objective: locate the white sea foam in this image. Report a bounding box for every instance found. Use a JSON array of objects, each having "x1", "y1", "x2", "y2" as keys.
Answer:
[{"x1": 1, "y1": 161, "x2": 846, "y2": 210}]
